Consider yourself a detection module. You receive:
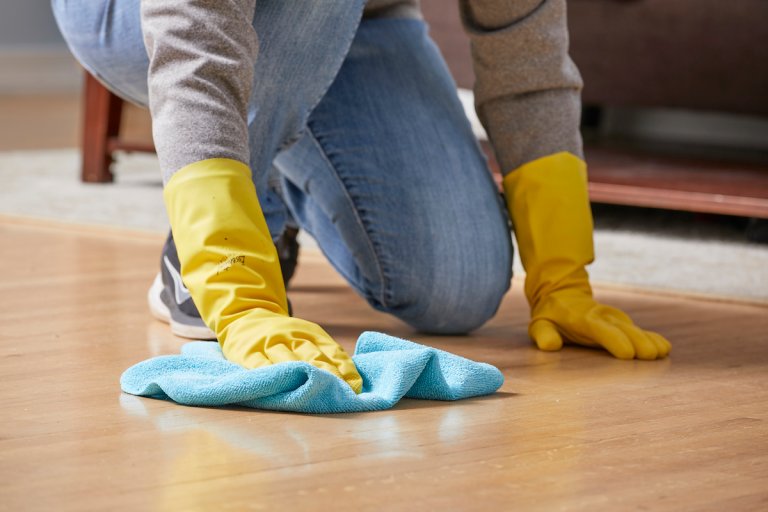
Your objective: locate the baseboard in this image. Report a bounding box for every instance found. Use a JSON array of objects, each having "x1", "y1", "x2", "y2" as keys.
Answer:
[{"x1": 0, "y1": 45, "x2": 81, "y2": 94}]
